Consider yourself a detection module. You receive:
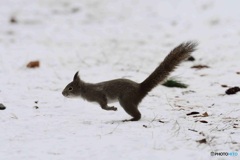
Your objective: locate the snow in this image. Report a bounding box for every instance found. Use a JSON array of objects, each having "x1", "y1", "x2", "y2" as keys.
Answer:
[{"x1": 0, "y1": 0, "x2": 240, "y2": 159}]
